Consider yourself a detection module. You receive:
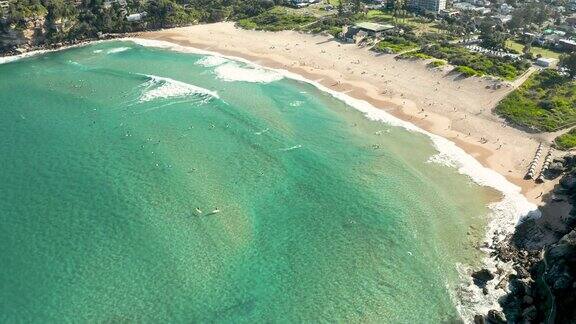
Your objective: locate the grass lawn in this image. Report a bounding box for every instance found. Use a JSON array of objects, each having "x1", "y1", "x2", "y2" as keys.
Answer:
[
  {"x1": 366, "y1": 9, "x2": 394, "y2": 22},
  {"x1": 505, "y1": 40, "x2": 562, "y2": 59},
  {"x1": 495, "y1": 69, "x2": 576, "y2": 132}
]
